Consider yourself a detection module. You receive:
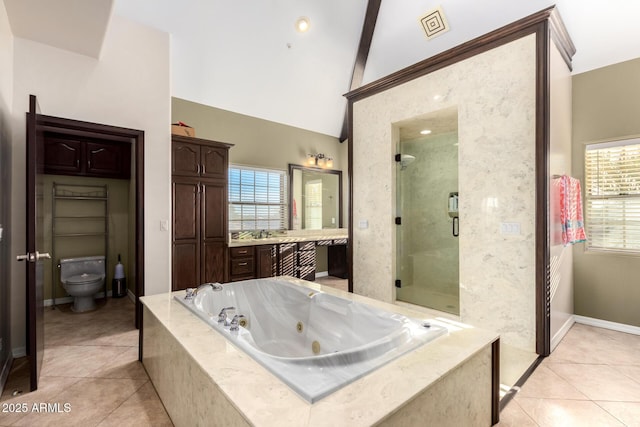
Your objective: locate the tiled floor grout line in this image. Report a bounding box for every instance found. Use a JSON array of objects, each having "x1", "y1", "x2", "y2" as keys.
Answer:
[
  {"x1": 592, "y1": 400, "x2": 632, "y2": 427},
  {"x1": 93, "y1": 379, "x2": 150, "y2": 427}
]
